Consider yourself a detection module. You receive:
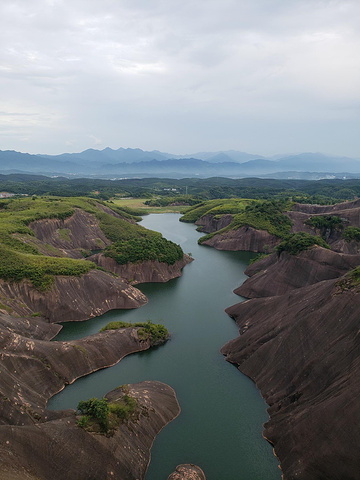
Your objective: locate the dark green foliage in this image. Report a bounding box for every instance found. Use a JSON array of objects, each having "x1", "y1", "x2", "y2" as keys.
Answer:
[
  {"x1": 235, "y1": 200, "x2": 293, "y2": 237},
  {"x1": 145, "y1": 195, "x2": 201, "y2": 207},
  {"x1": 342, "y1": 226, "x2": 360, "y2": 242},
  {"x1": 276, "y1": 232, "x2": 330, "y2": 256},
  {"x1": 108, "y1": 395, "x2": 137, "y2": 421},
  {"x1": 1, "y1": 173, "x2": 360, "y2": 204},
  {"x1": 77, "y1": 394, "x2": 139, "y2": 434},
  {"x1": 104, "y1": 236, "x2": 183, "y2": 265},
  {"x1": 100, "y1": 320, "x2": 169, "y2": 345},
  {"x1": 304, "y1": 215, "x2": 343, "y2": 232},
  {"x1": 77, "y1": 416, "x2": 89, "y2": 428},
  {"x1": 77, "y1": 397, "x2": 110, "y2": 433},
  {"x1": 196, "y1": 199, "x2": 293, "y2": 243},
  {"x1": 0, "y1": 196, "x2": 155, "y2": 289}
]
